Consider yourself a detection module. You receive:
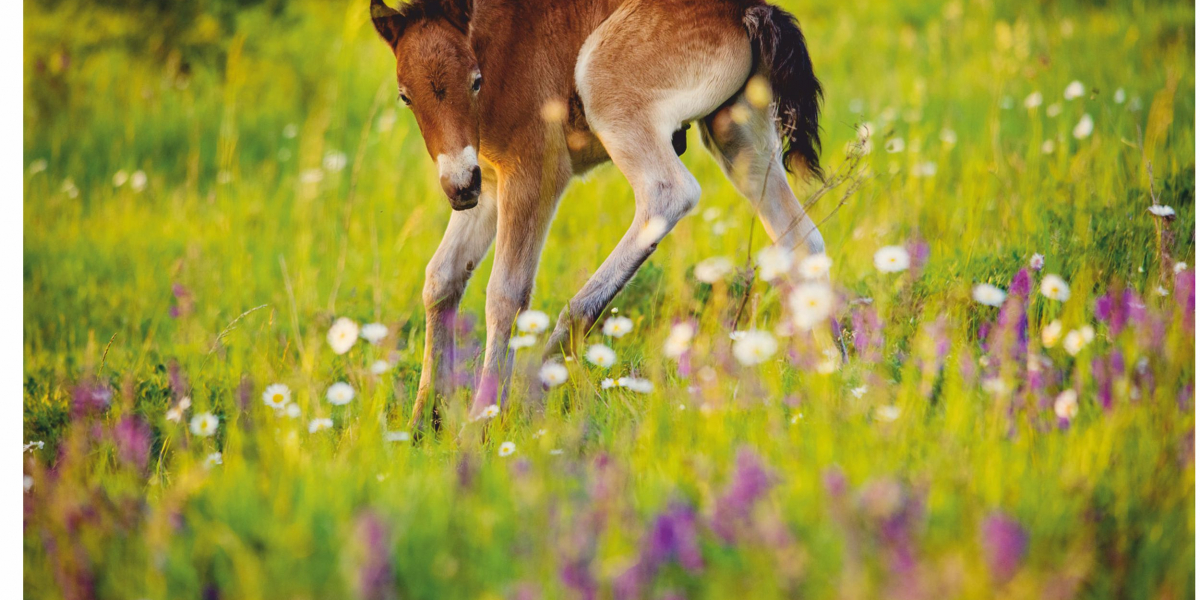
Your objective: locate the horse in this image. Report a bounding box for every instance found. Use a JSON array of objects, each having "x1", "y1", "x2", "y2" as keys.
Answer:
[{"x1": 369, "y1": 0, "x2": 827, "y2": 432}]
